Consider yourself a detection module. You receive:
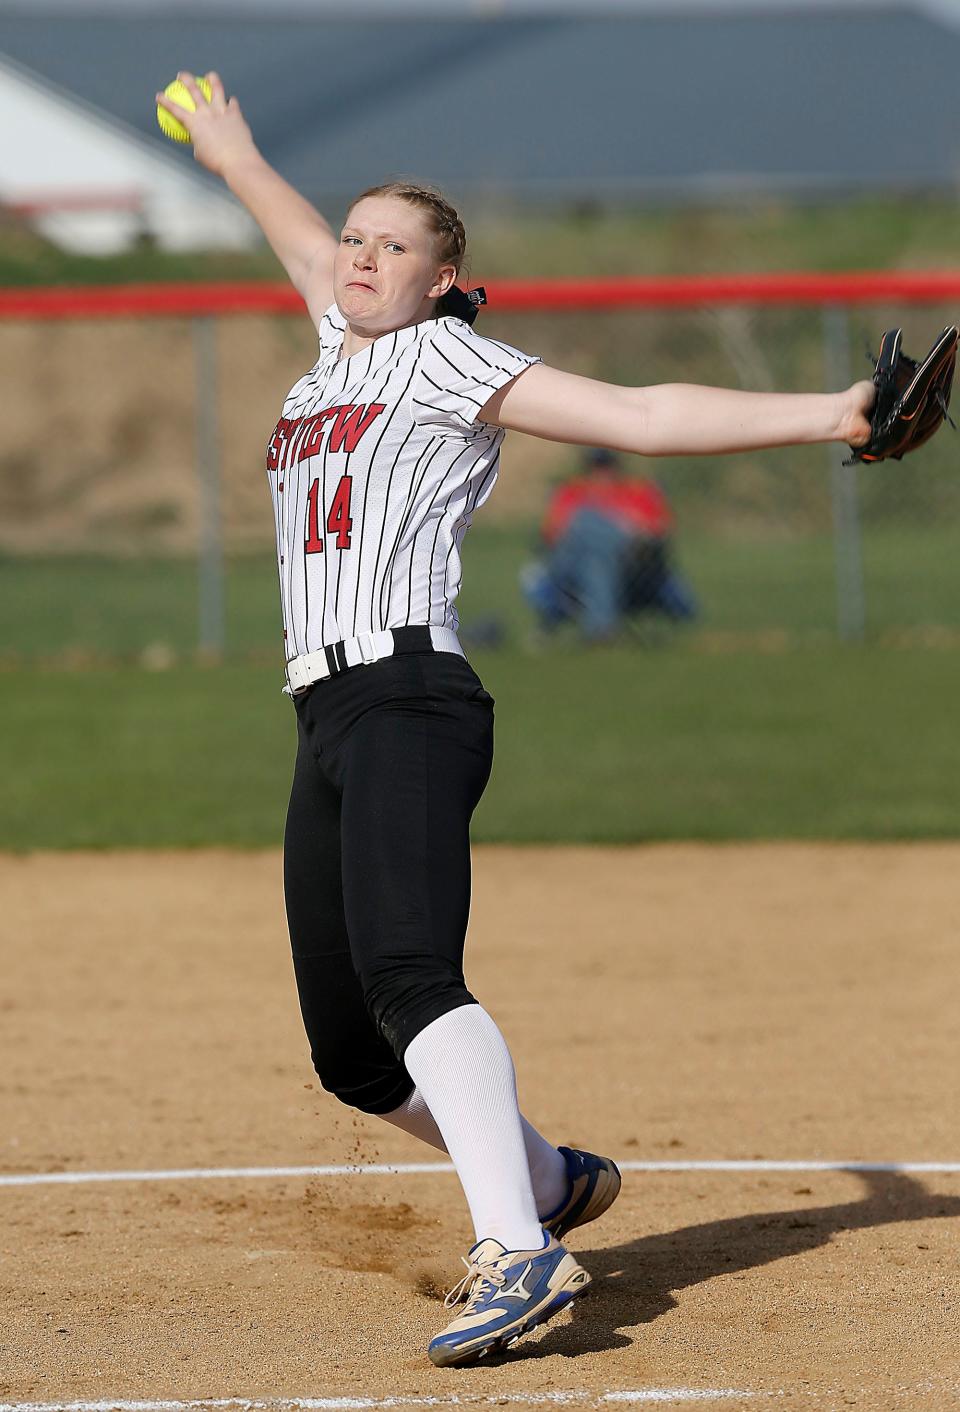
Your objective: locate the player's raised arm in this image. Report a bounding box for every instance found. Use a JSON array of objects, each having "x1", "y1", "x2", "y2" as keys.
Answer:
[
  {"x1": 480, "y1": 363, "x2": 875, "y2": 456},
  {"x1": 156, "y1": 71, "x2": 337, "y2": 326}
]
